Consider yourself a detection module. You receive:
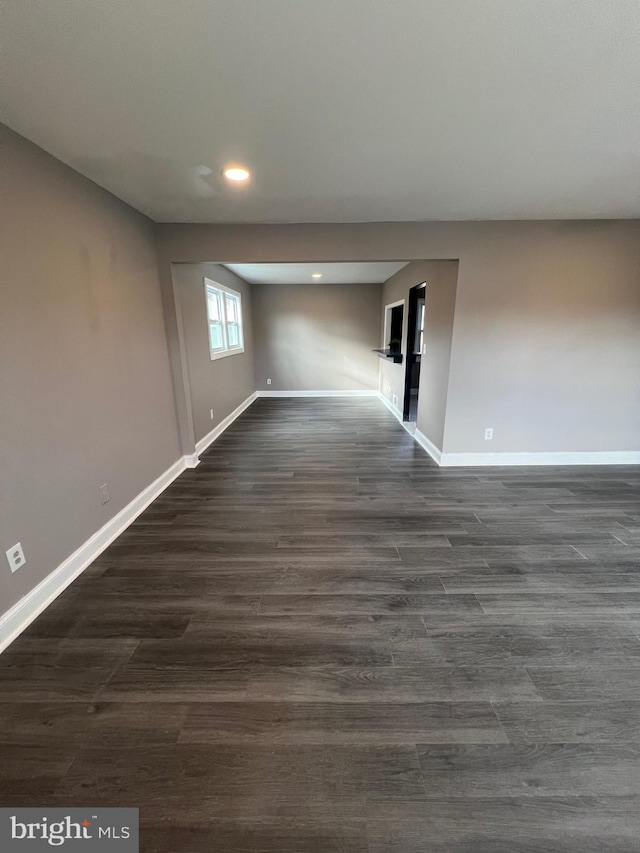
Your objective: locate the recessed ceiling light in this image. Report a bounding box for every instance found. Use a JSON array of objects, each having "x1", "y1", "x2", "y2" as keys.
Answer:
[
  {"x1": 312, "y1": 273, "x2": 322, "y2": 278},
  {"x1": 224, "y1": 166, "x2": 250, "y2": 182}
]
